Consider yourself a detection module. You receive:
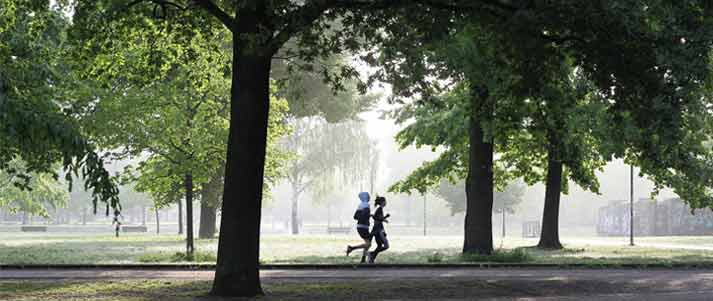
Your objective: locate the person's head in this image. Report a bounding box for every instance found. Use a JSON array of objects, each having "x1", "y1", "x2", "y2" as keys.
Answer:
[
  {"x1": 358, "y1": 192, "x2": 370, "y2": 203},
  {"x1": 375, "y1": 196, "x2": 387, "y2": 207}
]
